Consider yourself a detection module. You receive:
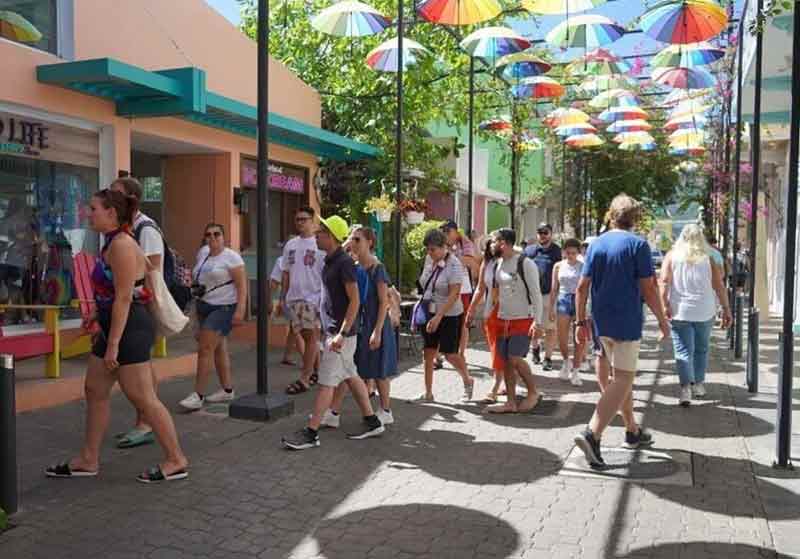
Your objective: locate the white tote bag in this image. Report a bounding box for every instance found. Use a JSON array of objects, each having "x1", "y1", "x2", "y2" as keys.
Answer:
[{"x1": 146, "y1": 269, "x2": 189, "y2": 336}]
